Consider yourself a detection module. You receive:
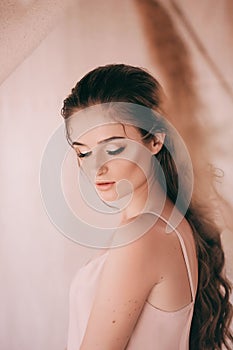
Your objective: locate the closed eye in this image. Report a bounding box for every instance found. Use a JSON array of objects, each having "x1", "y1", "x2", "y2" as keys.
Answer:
[
  {"x1": 77, "y1": 151, "x2": 92, "y2": 158},
  {"x1": 107, "y1": 146, "x2": 125, "y2": 155}
]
